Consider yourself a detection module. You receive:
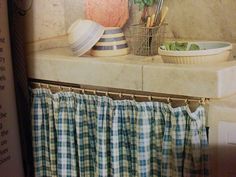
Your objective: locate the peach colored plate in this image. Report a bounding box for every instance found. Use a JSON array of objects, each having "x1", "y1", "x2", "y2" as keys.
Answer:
[{"x1": 85, "y1": 0, "x2": 129, "y2": 27}]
